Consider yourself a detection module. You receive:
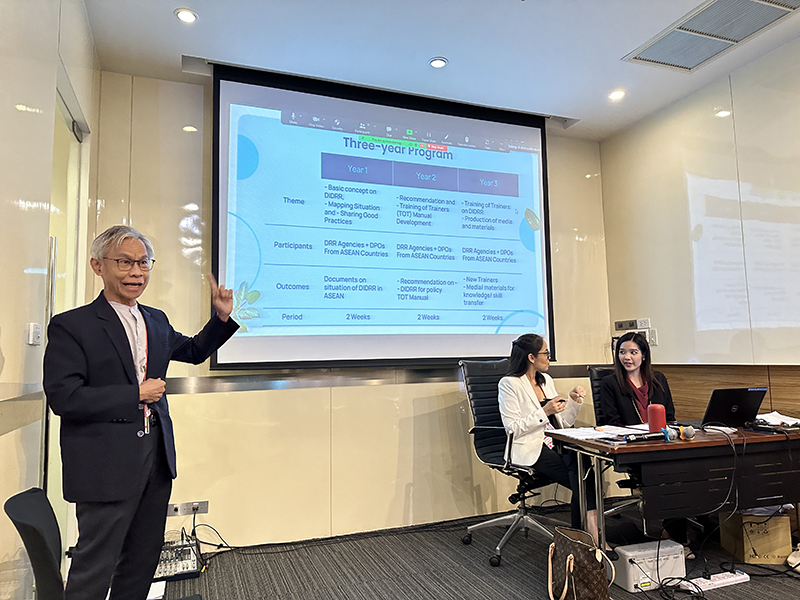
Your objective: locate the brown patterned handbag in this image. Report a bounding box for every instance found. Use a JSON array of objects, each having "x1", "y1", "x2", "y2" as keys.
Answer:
[{"x1": 548, "y1": 527, "x2": 615, "y2": 600}]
